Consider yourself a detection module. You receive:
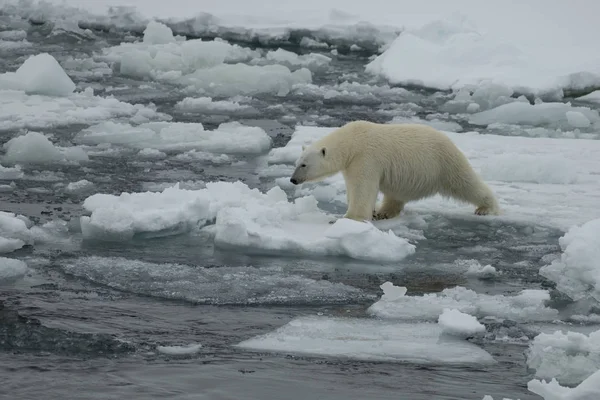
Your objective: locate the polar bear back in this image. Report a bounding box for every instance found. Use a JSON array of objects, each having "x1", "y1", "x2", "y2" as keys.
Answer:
[{"x1": 314, "y1": 121, "x2": 477, "y2": 202}]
